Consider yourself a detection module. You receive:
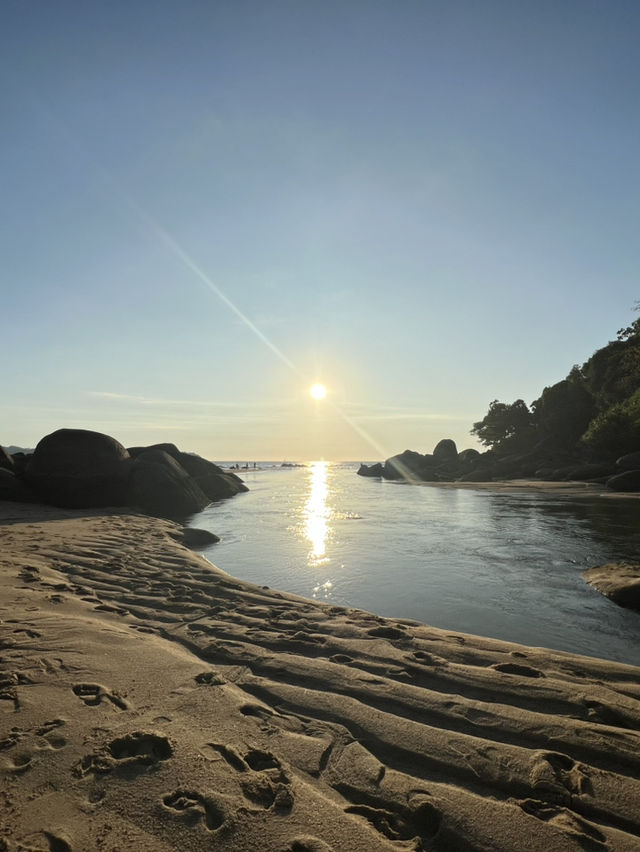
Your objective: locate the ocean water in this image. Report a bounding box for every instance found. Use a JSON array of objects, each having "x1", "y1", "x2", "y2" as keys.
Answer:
[{"x1": 191, "y1": 462, "x2": 640, "y2": 666}]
